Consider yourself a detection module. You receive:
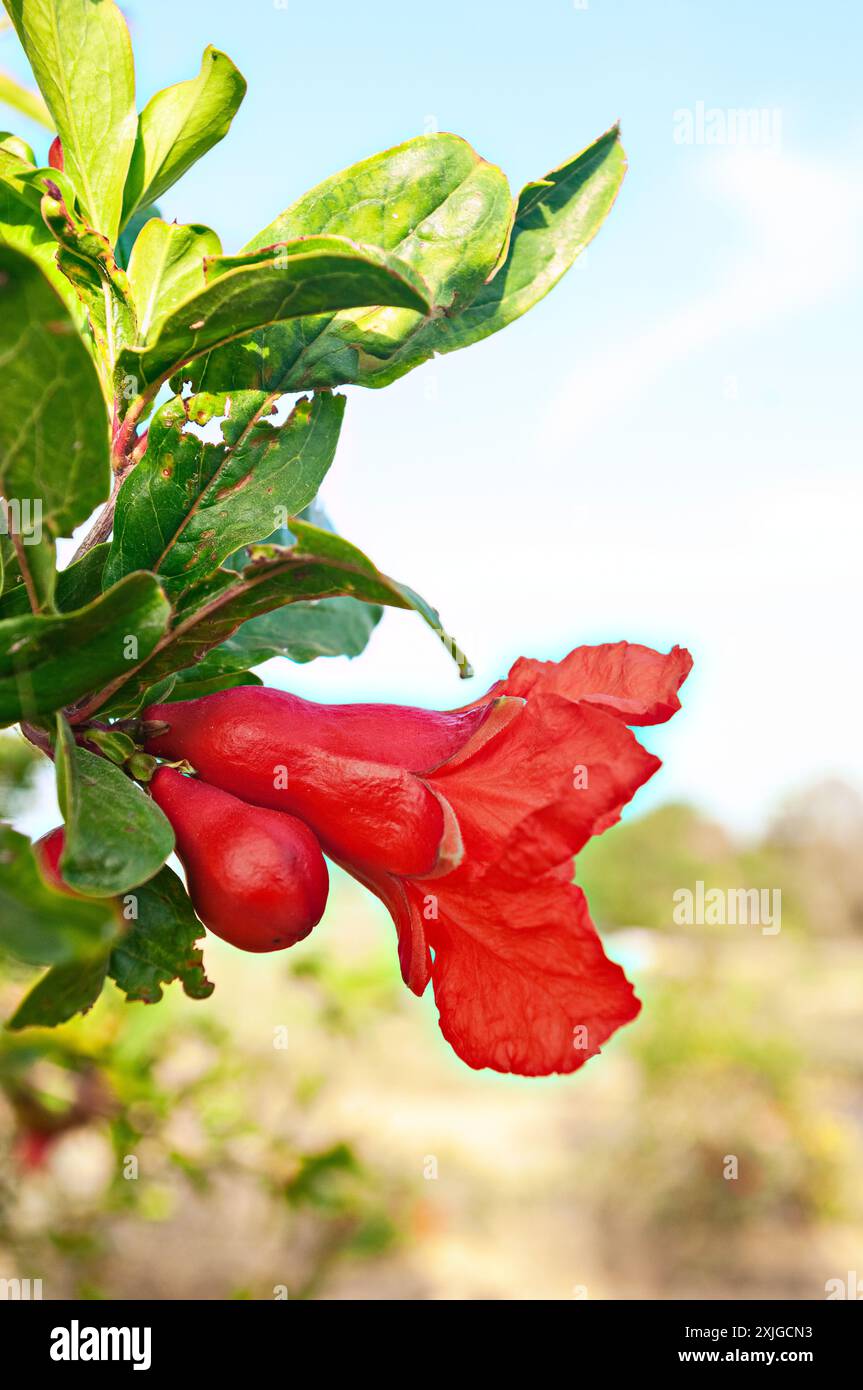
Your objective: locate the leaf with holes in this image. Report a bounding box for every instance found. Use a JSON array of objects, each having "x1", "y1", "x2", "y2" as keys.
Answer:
[
  {"x1": 118, "y1": 235, "x2": 430, "y2": 398},
  {"x1": 108, "y1": 863, "x2": 213, "y2": 1003},
  {"x1": 103, "y1": 390, "x2": 344, "y2": 592}
]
